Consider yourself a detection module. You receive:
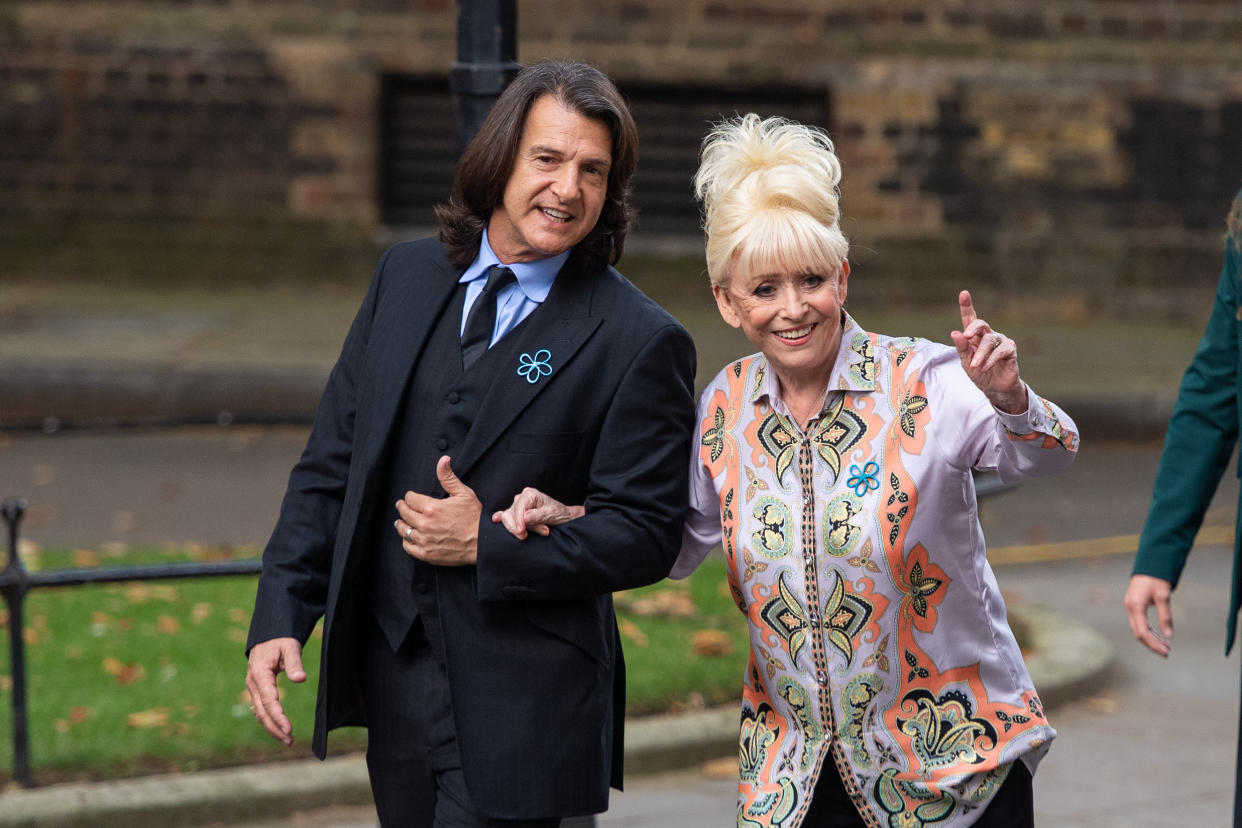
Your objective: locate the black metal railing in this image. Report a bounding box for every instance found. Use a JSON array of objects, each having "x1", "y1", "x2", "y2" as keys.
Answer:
[
  {"x1": 1, "y1": 497, "x2": 262, "y2": 788},
  {"x1": 2, "y1": 473, "x2": 1012, "y2": 789}
]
